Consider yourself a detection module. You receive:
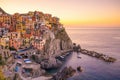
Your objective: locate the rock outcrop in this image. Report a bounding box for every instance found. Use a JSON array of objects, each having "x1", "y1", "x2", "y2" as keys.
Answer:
[
  {"x1": 77, "y1": 66, "x2": 83, "y2": 72},
  {"x1": 41, "y1": 57, "x2": 62, "y2": 69},
  {"x1": 44, "y1": 28, "x2": 73, "y2": 57},
  {"x1": 40, "y1": 27, "x2": 73, "y2": 69},
  {"x1": 22, "y1": 63, "x2": 45, "y2": 78},
  {"x1": 30, "y1": 27, "x2": 73, "y2": 72},
  {"x1": 44, "y1": 39, "x2": 61, "y2": 56},
  {"x1": 54, "y1": 28, "x2": 73, "y2": 50},
  {"x1": 81, "y1": 49, "x2": 116, "y2": 62},
  {"x1": 51, "y1": 66, "x2": 76, "y2": 80}
]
